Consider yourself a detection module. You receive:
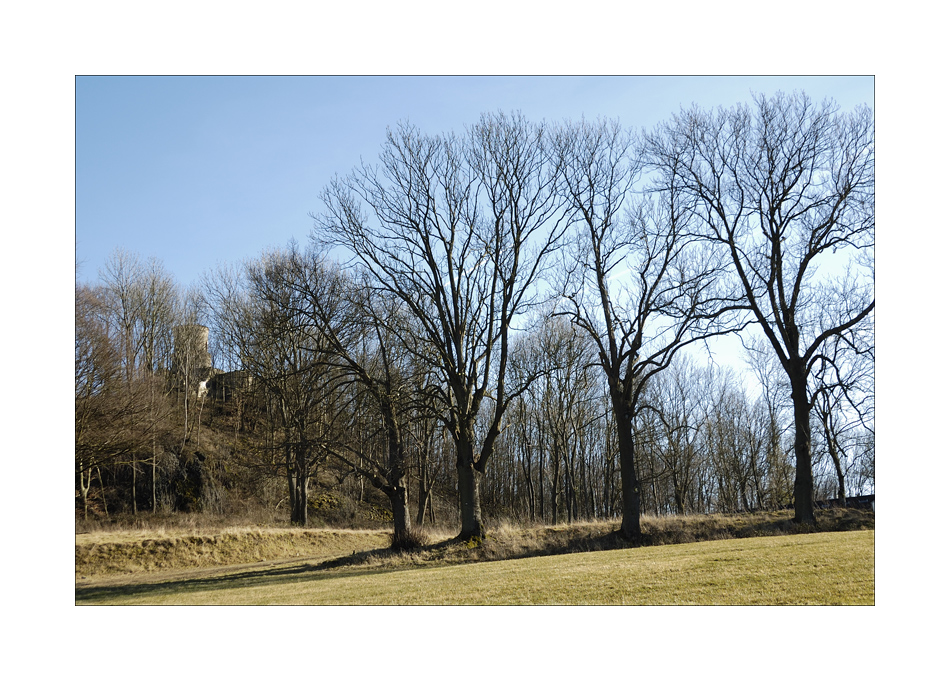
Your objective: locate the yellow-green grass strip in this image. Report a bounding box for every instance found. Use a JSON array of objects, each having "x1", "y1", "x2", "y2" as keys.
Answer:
[{"x1": 76, "y1": 529, "x2": 873, "y2": 605}]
